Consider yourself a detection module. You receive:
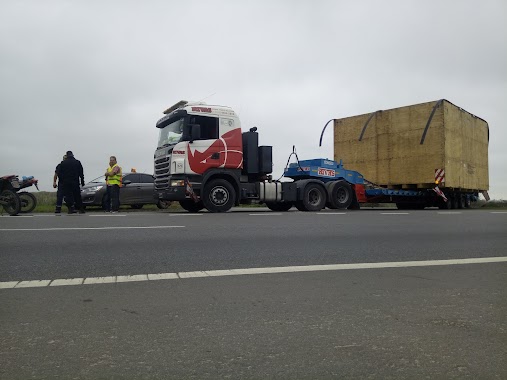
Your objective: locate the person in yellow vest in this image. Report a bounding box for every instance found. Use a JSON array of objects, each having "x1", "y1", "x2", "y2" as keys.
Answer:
[{"x1": 104, "y1": 156, "x2": 122, "y2": 213}]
